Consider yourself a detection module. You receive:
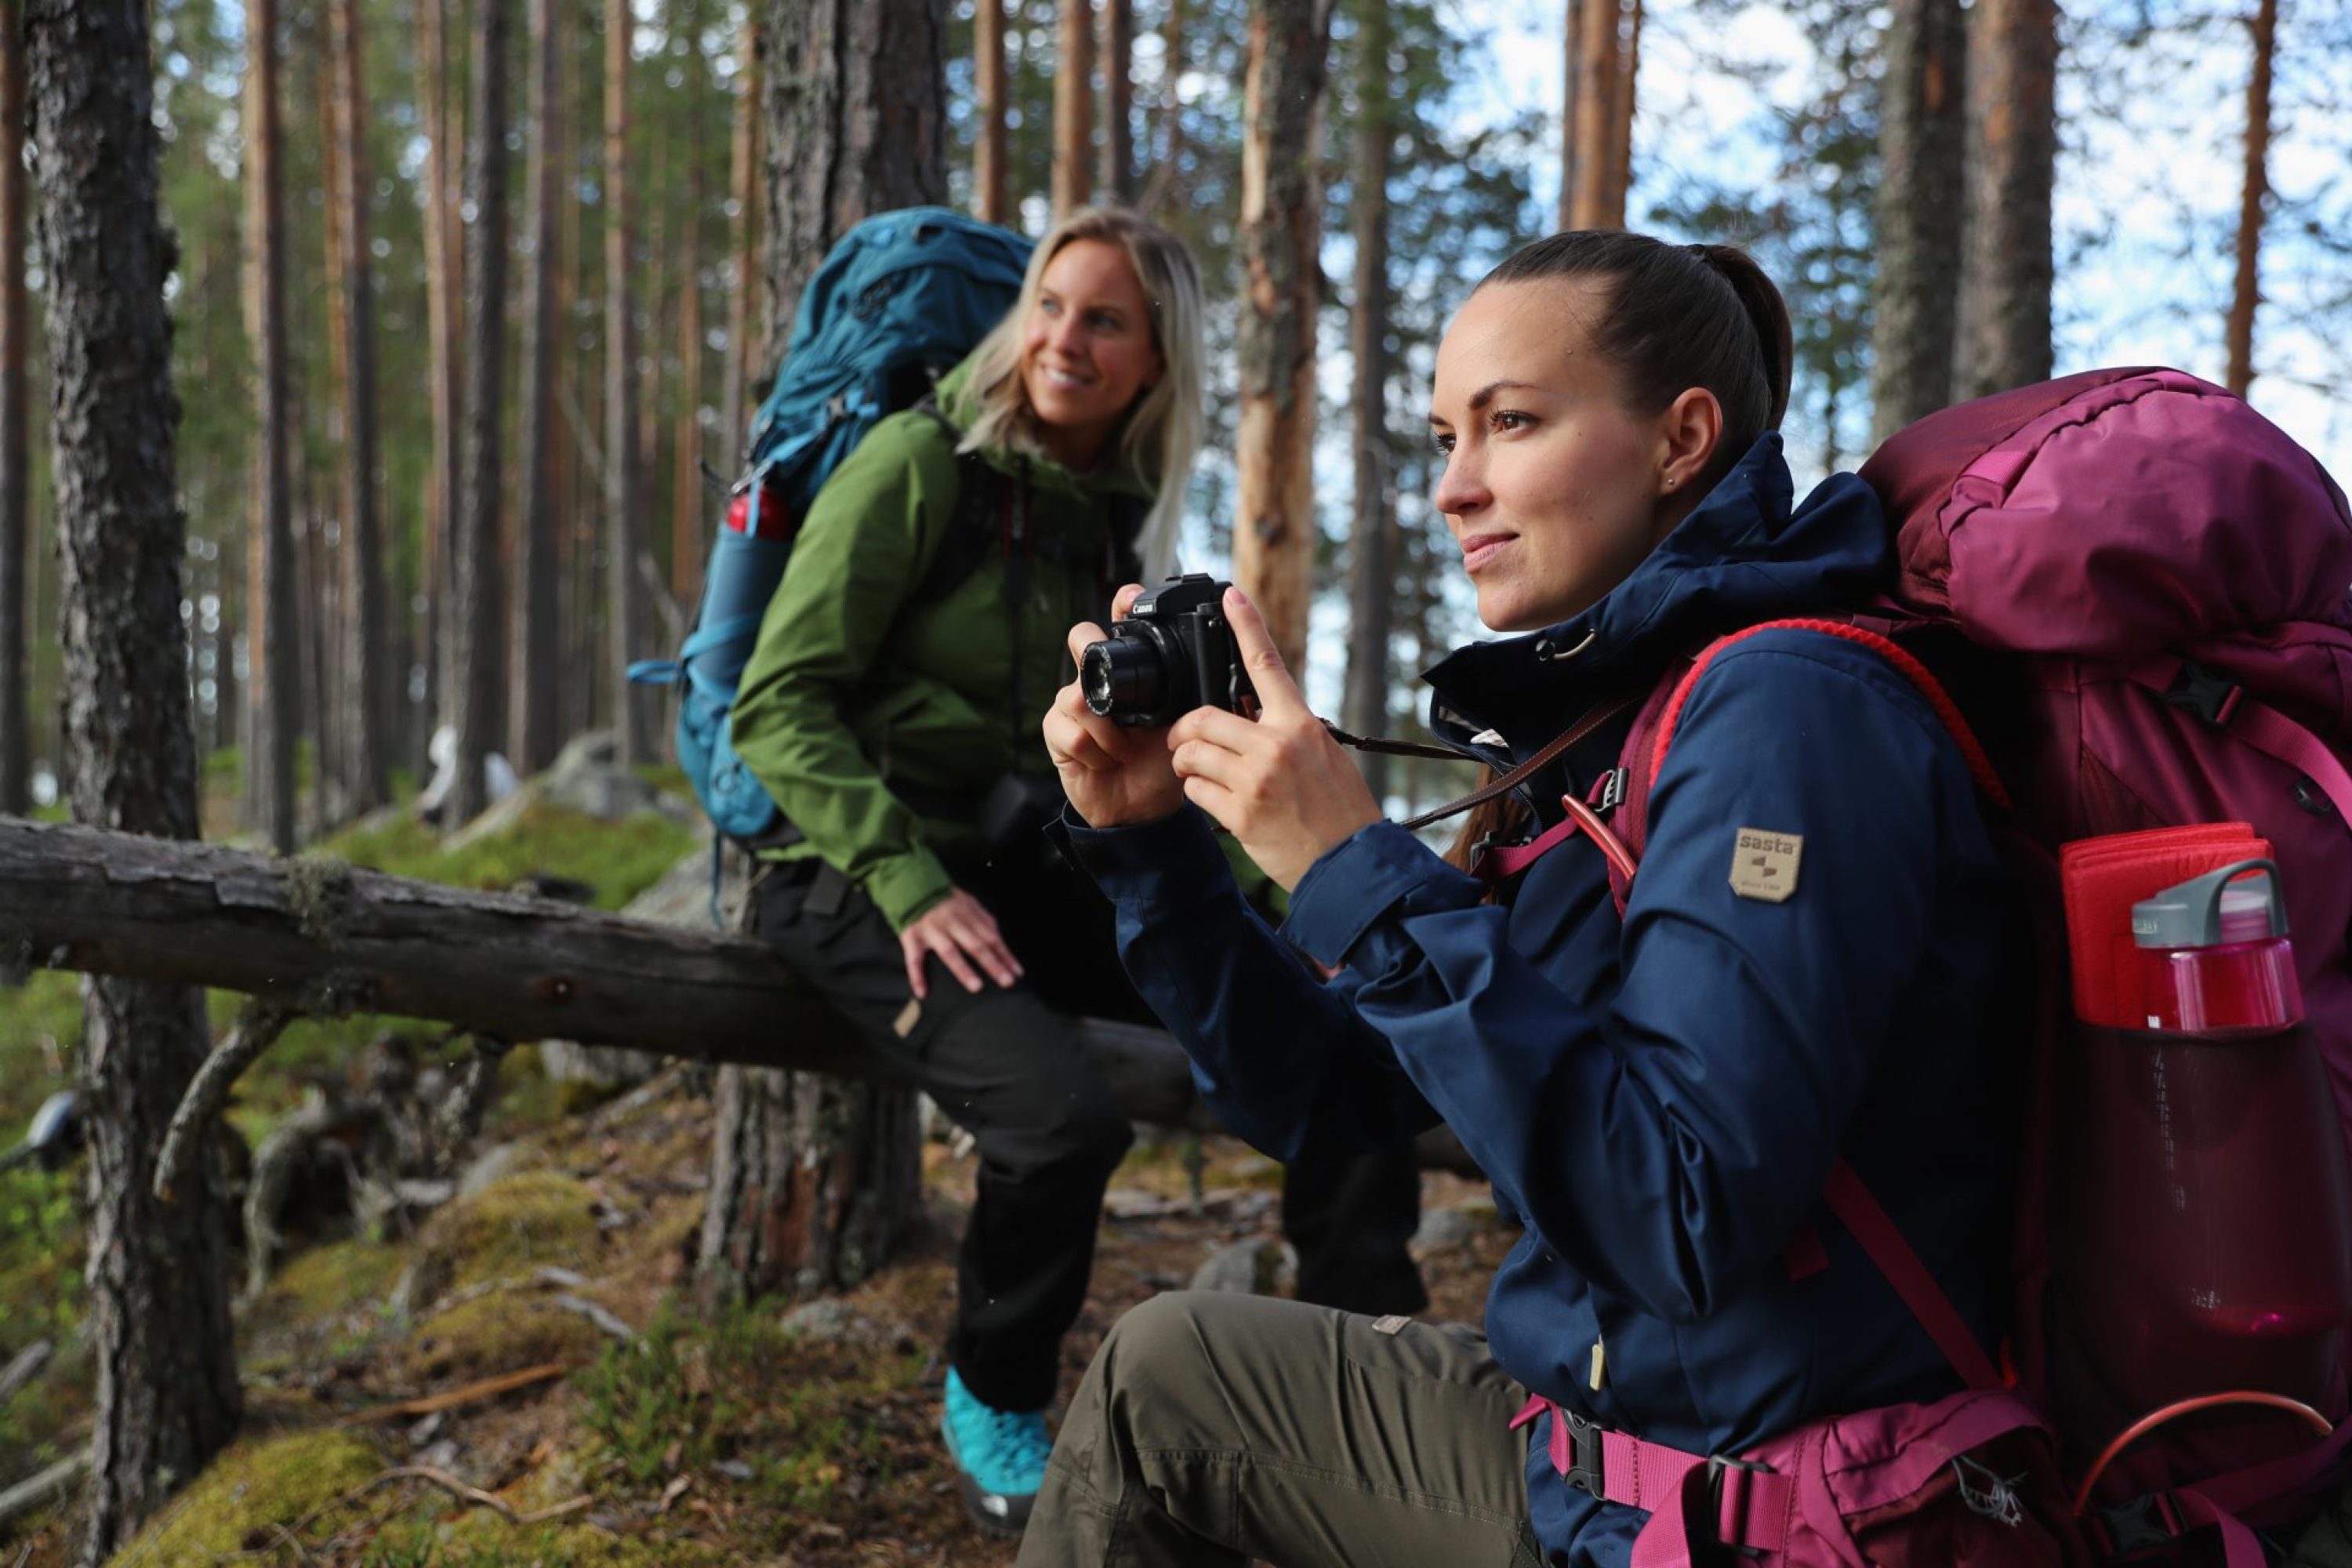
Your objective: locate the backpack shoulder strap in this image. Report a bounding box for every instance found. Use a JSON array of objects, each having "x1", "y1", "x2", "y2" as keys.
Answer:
[{"x1": 906, "y1": 398, "x2": 1005, "y2": 608}]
